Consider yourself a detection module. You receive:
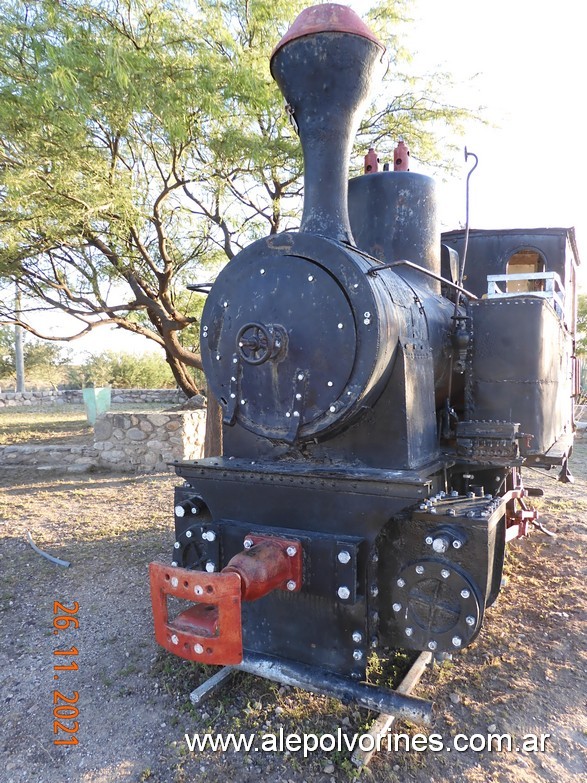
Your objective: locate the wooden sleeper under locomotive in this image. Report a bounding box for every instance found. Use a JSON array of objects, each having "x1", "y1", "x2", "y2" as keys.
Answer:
[{"x1": 149, "y1": 4, "x2": 578, "y2": 720}]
